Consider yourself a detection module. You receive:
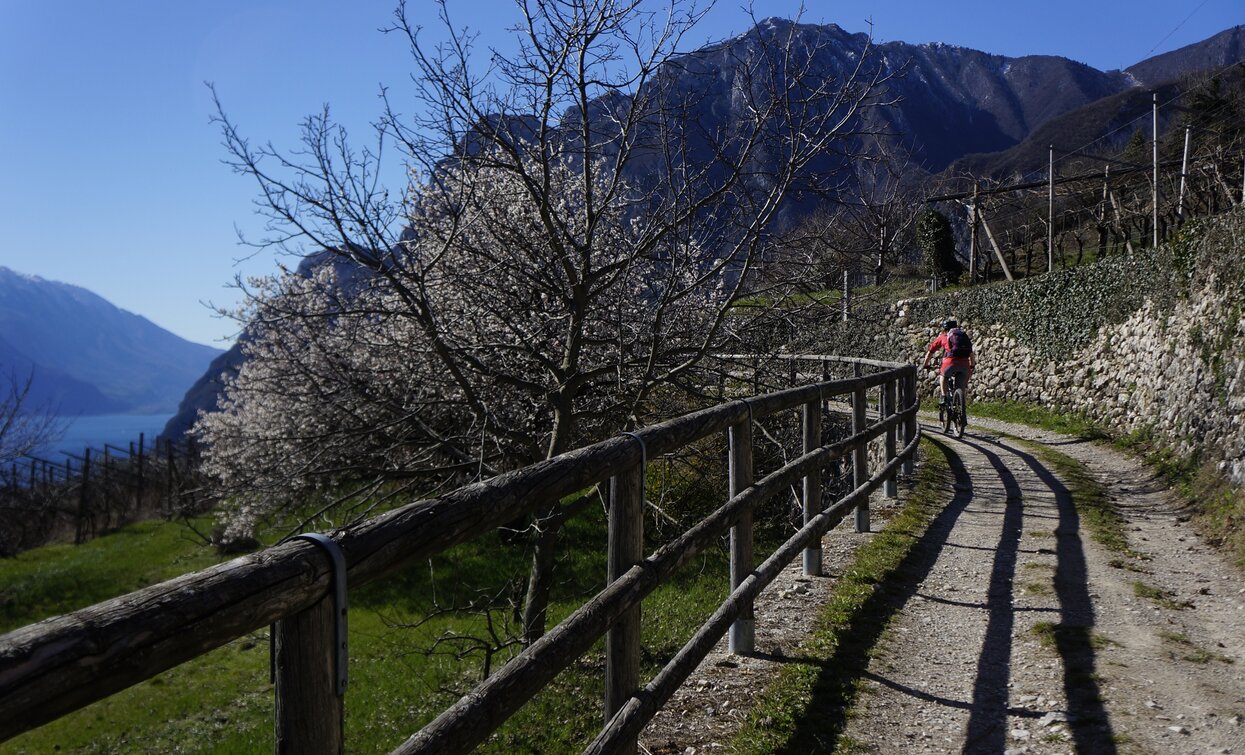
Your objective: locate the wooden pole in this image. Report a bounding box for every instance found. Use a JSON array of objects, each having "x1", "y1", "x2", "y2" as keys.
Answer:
[
  {"x1": 1177, "y1": 126, "x2": 1191, "y2": 221},
  {"x1": 801, "y1": 398, "x2": 822, "y2": 577},
  {"x1": 1152, "y1": 91, "x2": 1159, "y2": 247},
  {"x1": 1048, "y1": 145, "x2": 1055, "y2": 273},
  {"x1": 902, "y1": 368, "x2": 916, "y2": 477},
  {"x1": 841, "y1": 269, "x2": 850, "y2": 322},
  {"x1": 883, "y1": 378, "x2": 897, "y2": 498},
  {"x1": 605, "y1": 454, "x2": 644, "y2": 755},
  {"x1": 852, "y1": 363, "x2": 869, "y2": 533},
  {"x1": 136, "y1": 433, "x2": 145, "y2": 515},
  {"x1": 977, "y1": 213, "x2": 1015, "y2": 281},
  {"x1": 274, "y1": 597, "x2": 343, "y2": 754},
  {"x1": 728, "y1": 417, "x2": 754, "y2": 654},
  {"x1": 968, "y1": 185, "x2": 979, "y2": 283},
  {"x1": 1108, "y1": 190, "x2": 1137, "y2": 255},
  {"x1": 103, "y1": 448, "x2": 112, "y2": 530},
  {"x1": 75, "y1": 449, "x2": 91, "y2": 545}
]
